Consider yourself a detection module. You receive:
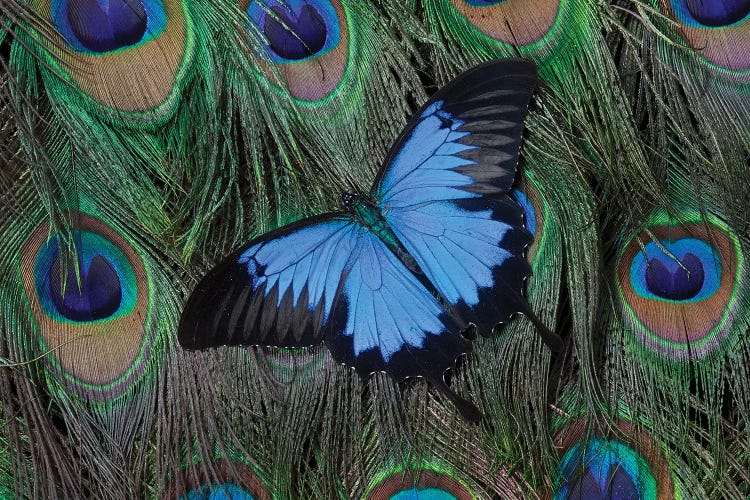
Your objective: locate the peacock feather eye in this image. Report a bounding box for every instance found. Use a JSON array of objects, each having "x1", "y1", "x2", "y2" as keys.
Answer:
[
  {"x1": 364, "y1": 468, "x2": 474, "y2": 500},
  {"x1": 20, "y1": 212, "x2": 152, "y2": 399},
  {"x1": 462, "y1": 0, "x2": 505, "y2": 5},
  {"x1": 245, "y1": 0, "x2": 340, "y2": 63},
  {"x1": 554, "y1": 419, "x2": 676, "y2": 500},
  {"x1": 179, "y1": 483, "x2": 256, "y2": 500},
  {"x1": 659, "y1": 0, "x2": 750, "y2": 74},
  {"x1": 243, "y1": 0, "x2": 349, "y2": 102},
  {"x1": 556, "y1": 439, "x2": 657, "y2": 499},
  {"x1": 680, "y1": 0, "x2": 750, "y2": 26},
  {"x1": 449, "y1": 0, "x2": 562, "y2": 46},
  {"x1": 39, "y1": 0, "x2": 194, "y2": 118},
  {"x1": 167, "y1": 459, "x2": 270, "y2": 500},
  {"x1": 616, "y1": 211, "x2": 743, "y2": 360}
]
